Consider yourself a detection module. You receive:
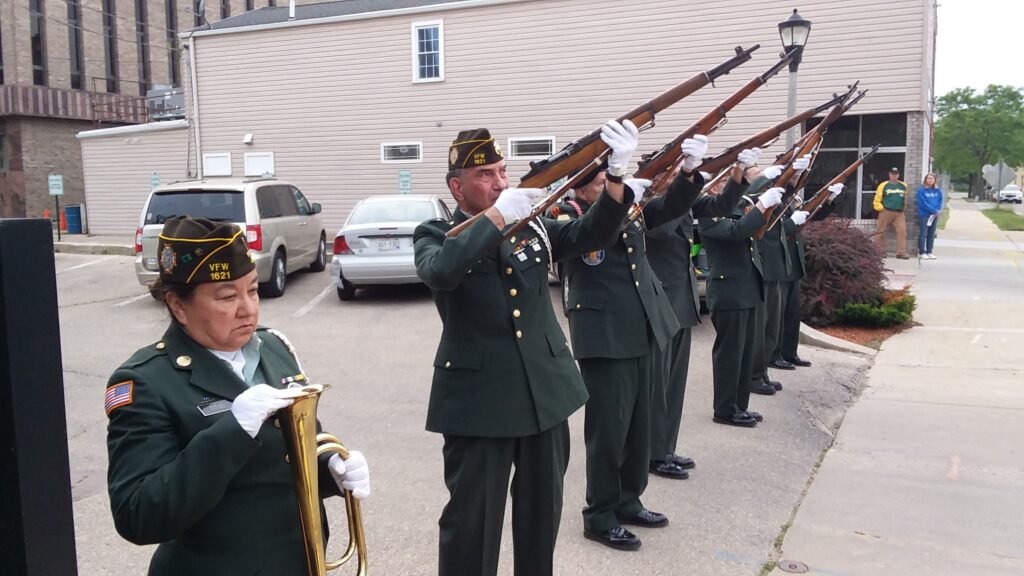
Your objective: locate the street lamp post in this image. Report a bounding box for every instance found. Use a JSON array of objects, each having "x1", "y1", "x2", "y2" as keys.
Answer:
[{"x1": 779, "y1": 9, "x2": 812, "y2": 148}]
